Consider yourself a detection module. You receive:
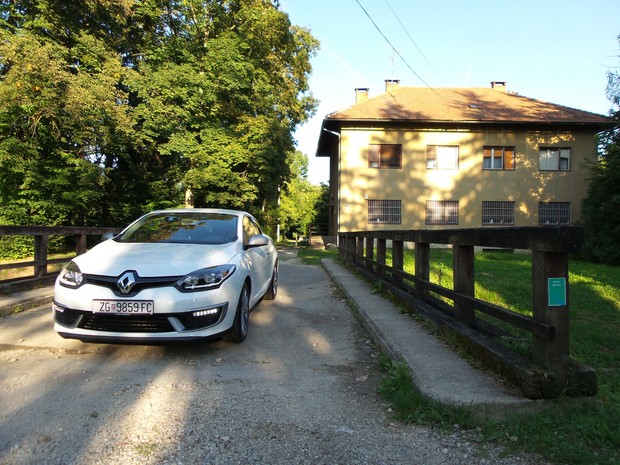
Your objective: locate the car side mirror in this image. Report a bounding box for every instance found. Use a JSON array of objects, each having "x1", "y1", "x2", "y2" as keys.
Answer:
[
  {"x1": 101, "y1": 232, "x2": 116, "y2": 241},
  {"x1": 246, "y1": 234, "x2": 270, "y2": 248}
]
